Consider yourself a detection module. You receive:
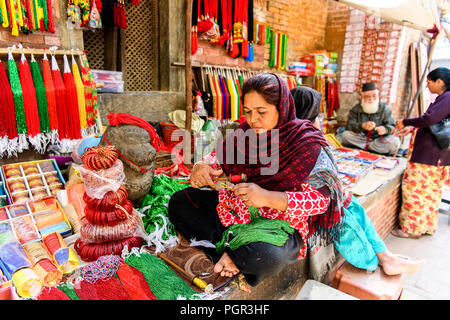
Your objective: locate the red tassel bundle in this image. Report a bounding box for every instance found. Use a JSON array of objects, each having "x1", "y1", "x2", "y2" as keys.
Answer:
[
  {"x1": 51, "y1": 57, "x2": 69, "y2": 139},
  {"x1": 42, "y1": 55, "x2": 58, "y2": 132},
  {"x1": 37, "y1": 287, "x2": 71, "y2": 300},
  {"x1": 46, "y1": 0, "x2": 55, "y2": 33},
  {"x1": 63, "y1": 55, "x2": 82, "y2": 139},
  {"x1": 0, "y1": 61, "x2": 18, "y2": 140},
  {"x1": 74, "y1": 276, "x2": 131, "y2": 300},
  {"x1": 19, "y1": 56, "x2": 41, "y2": 137},
  {"x1": 116, "y1": 263, "x2": 157, "y2": 300},
  {"x1": 106, "y1": 112, "x2": 171, "y2": 152},
  {"x1": 114, "y1": 0, "x2": 127, "y2": 29}
]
